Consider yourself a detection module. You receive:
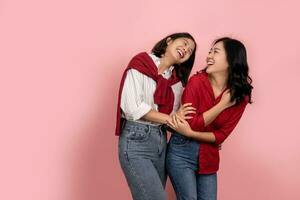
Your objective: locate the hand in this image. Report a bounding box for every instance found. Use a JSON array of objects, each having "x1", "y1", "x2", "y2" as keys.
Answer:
[
  {"x1": 219, "y1": 89, "x2": 235, "y2": 109},
  {"x1": 176, "y1": 103, "x2": 196, "y2": 120},
  {"x1": 167, "y1": 114, "x2": 193, "y2": 137}
]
